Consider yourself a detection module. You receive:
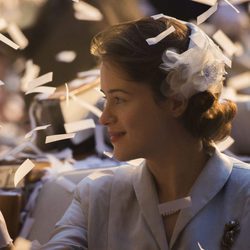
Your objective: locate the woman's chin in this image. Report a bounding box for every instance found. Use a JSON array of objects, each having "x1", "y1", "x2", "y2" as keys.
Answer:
[{"x1": 112, "y1": 151, "x2": 138, "y2": 163}]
